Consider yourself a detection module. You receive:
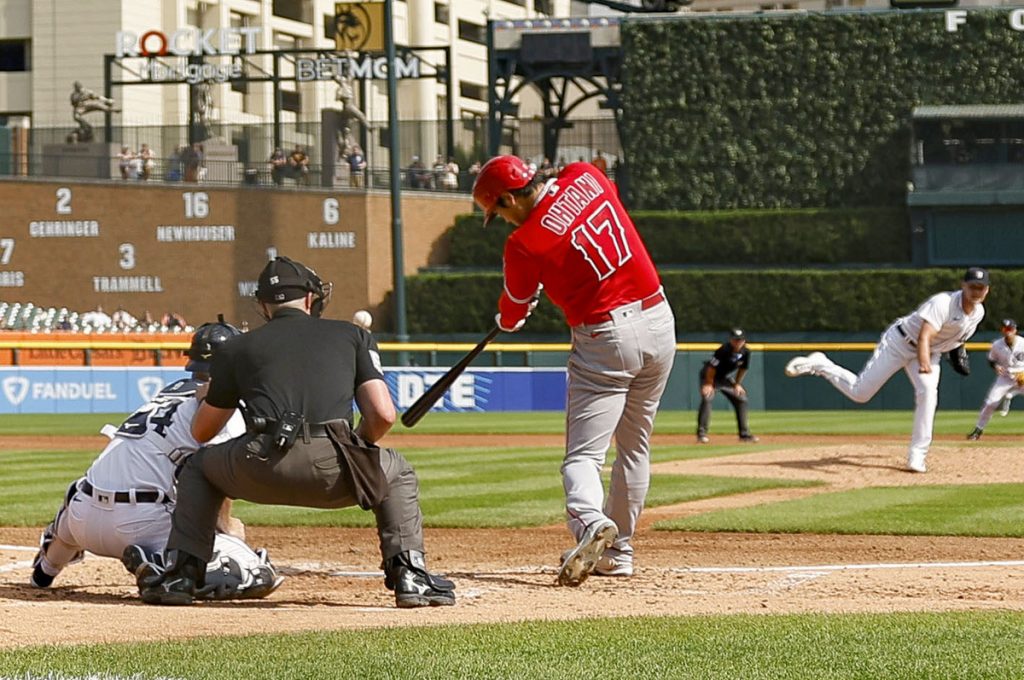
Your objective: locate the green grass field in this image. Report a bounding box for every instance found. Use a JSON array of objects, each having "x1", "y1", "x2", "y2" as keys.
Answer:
[{"x1": 3, "y1": 410, "x2": 1024, "y2": 677}]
